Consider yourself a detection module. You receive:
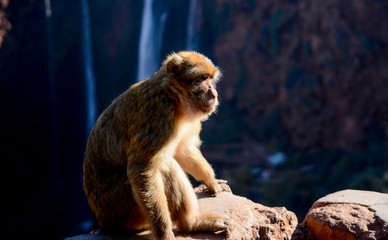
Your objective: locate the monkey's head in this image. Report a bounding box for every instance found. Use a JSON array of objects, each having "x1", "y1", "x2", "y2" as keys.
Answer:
[{"x1": 162, "y1": 51, "x2": 222, "y2": 117}]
